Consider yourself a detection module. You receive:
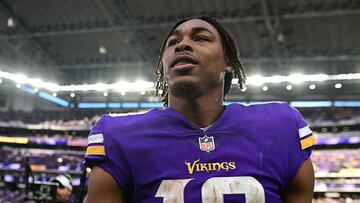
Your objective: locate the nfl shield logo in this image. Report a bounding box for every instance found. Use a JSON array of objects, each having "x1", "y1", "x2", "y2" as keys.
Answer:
[{"x1": 198, "y1": 135, "x2": 215, "y2": 153}]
